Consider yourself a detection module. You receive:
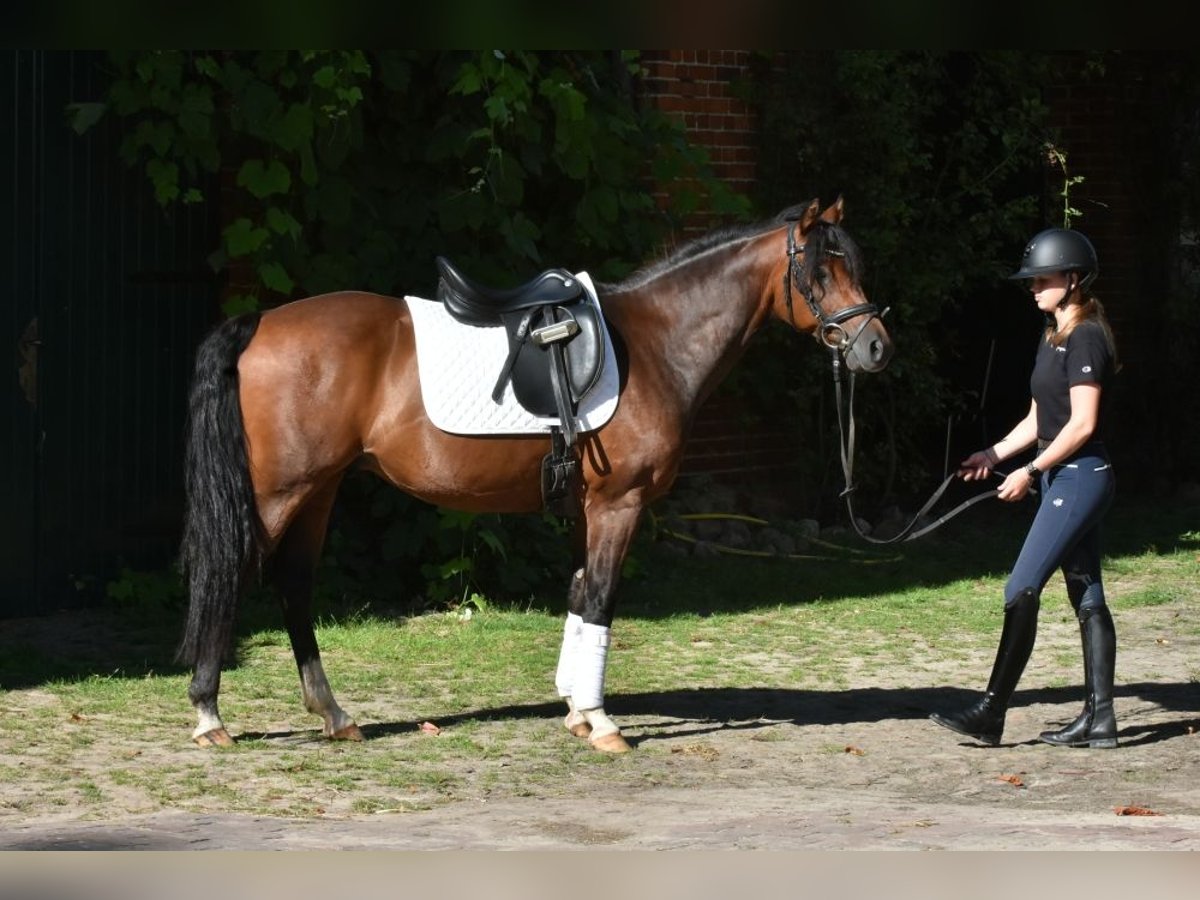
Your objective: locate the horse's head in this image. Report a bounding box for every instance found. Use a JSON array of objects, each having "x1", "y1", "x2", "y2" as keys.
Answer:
[{"x1": 774, "y1": 198, "x2": 893, "y2": 373}]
